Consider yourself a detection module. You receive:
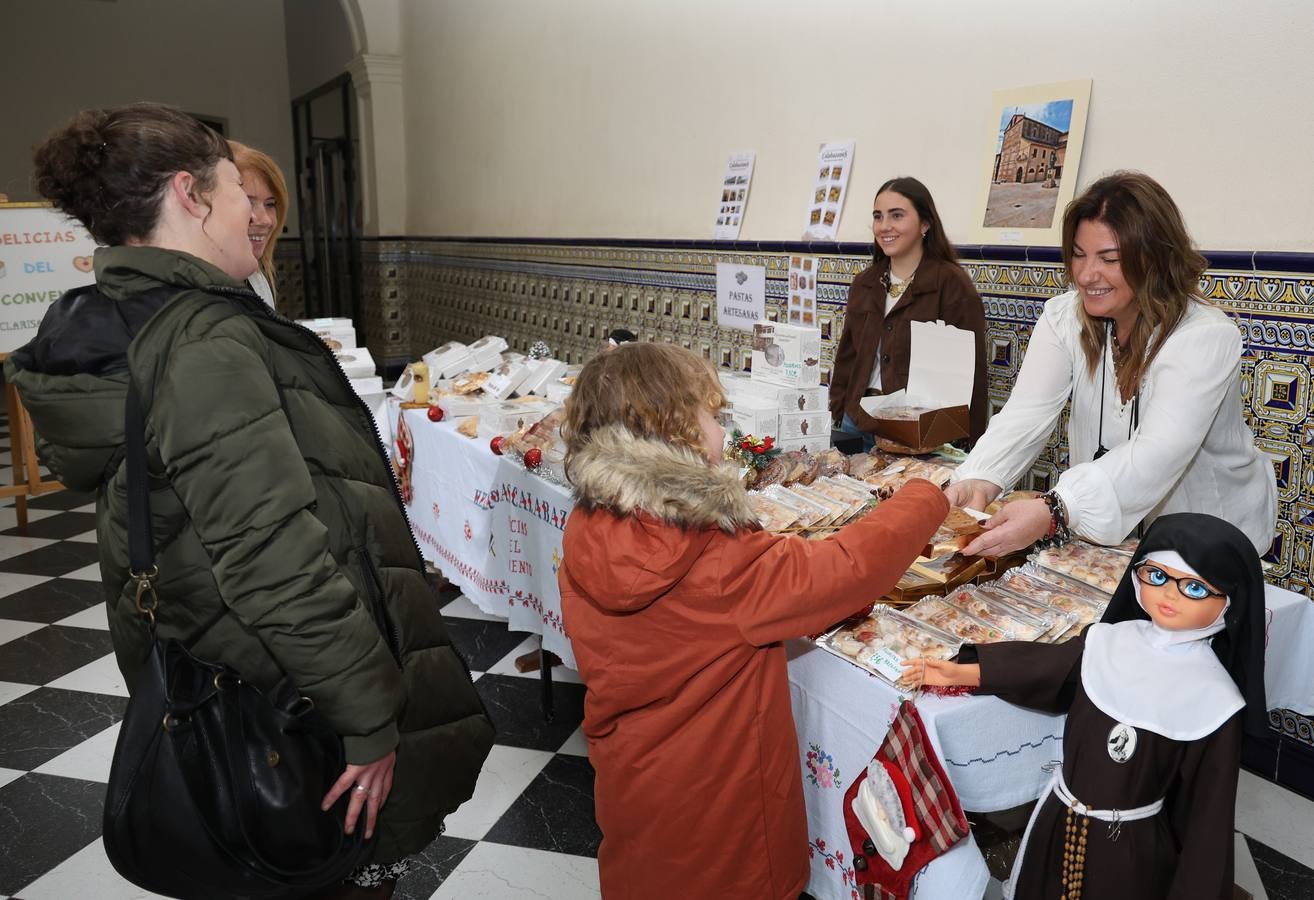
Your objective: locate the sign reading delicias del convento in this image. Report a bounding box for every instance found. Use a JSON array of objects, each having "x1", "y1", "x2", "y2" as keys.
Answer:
[{"x1": 0, "y1": 202, "x2": 97, "y2": 353}]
